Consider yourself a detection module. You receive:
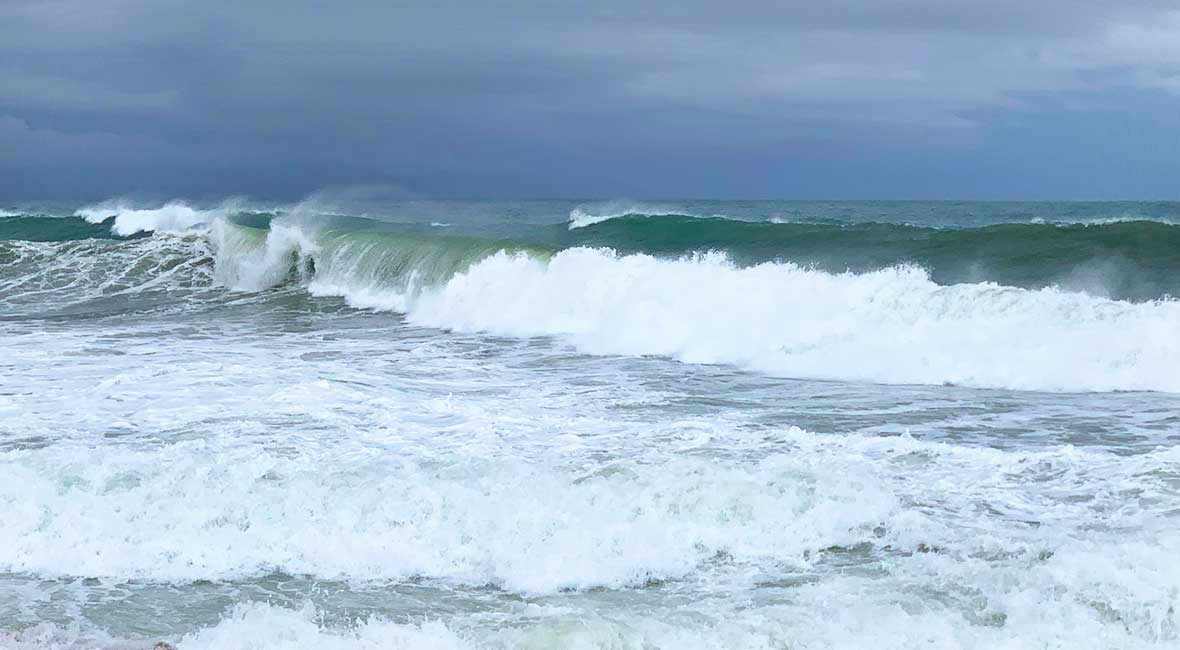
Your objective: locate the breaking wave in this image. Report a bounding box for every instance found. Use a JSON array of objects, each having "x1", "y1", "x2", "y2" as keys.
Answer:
[
  {"x1": 6, "y1": 203, "x2": 1180, "y2": 392},
  {"x1": 75, "y1": 199, "x2": 264, "y2": 236},
  {"x1": 206, "y1": 217, "x2": 1180, "y2": 393}
]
